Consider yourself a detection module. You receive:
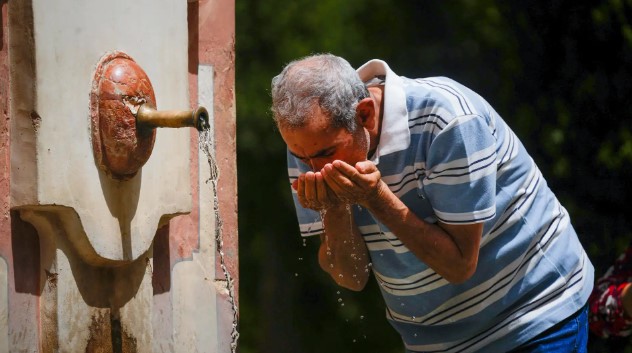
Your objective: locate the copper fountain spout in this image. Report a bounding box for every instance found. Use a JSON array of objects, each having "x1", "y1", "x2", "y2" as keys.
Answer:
[{"x1": 136, "y1": 104, "x2": 210, "y2": 131}]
